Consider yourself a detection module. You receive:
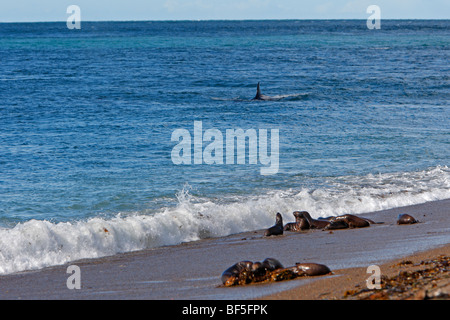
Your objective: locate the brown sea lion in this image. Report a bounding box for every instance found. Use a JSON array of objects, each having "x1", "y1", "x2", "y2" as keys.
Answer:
[
  {"x1": 221, "y1": 261, "x2": 254, "y2": 286},
  {"x1": 324, "y1": 220, "x2": 349, "y2": 230},
  {"x1": 325, "y1": 214, "x2": 371, "y2": 229},
  {"x1": 297, "y1": 211, "x2": 330, "y2": 229},
  {"x1": 221, "y1": 258, "x2": 284, "y2": 286},
  {"x1": 261, "y1": 257, "x2": 283, "y2": 271},
  {"x1": 269, "y1": 263, "x2": 332, "y2": 281},
  {"x1": 283, "y1": 211, "x2": 310, "y2": 232},
  {"x1": 320, "y1": 215, "x2": 382, "y2": 225},
  {"x1": 264, "y1": 212, "x2": 284, "y2": 236},
  {"x1": 397, "y1": 214, "x2": 419, "y2": 225},
  {"x1": 362, "y1": 217, "x2": 379, "y2": 224},
  {"x1": 251, "y1": 258, "x2": 284, "y2": 282},
  {"x1": 318, "y1": 216, "x2": 334, "y2": 221},
  {"x1": 294, "y1": 263, "x2": 332, "y2": 276},
  {"x1": 269, "y1": 266, "x2": 299, "y2": 282},
  {"x1": 221, "y1": 259, "x2": 331, "y2": 286},
  {"x1": 357, "y1": 216, "x2": 383, "y2": 224}
]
